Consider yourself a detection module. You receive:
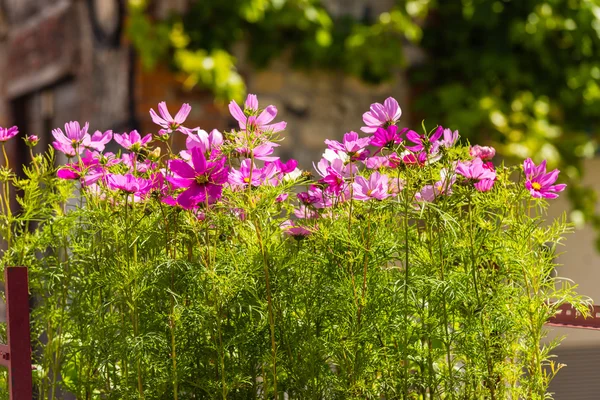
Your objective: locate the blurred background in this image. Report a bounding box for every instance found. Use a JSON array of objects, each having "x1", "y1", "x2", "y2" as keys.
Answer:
[{"x1": 0, "y1": 0, "x2": 599, "y2": 398}]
